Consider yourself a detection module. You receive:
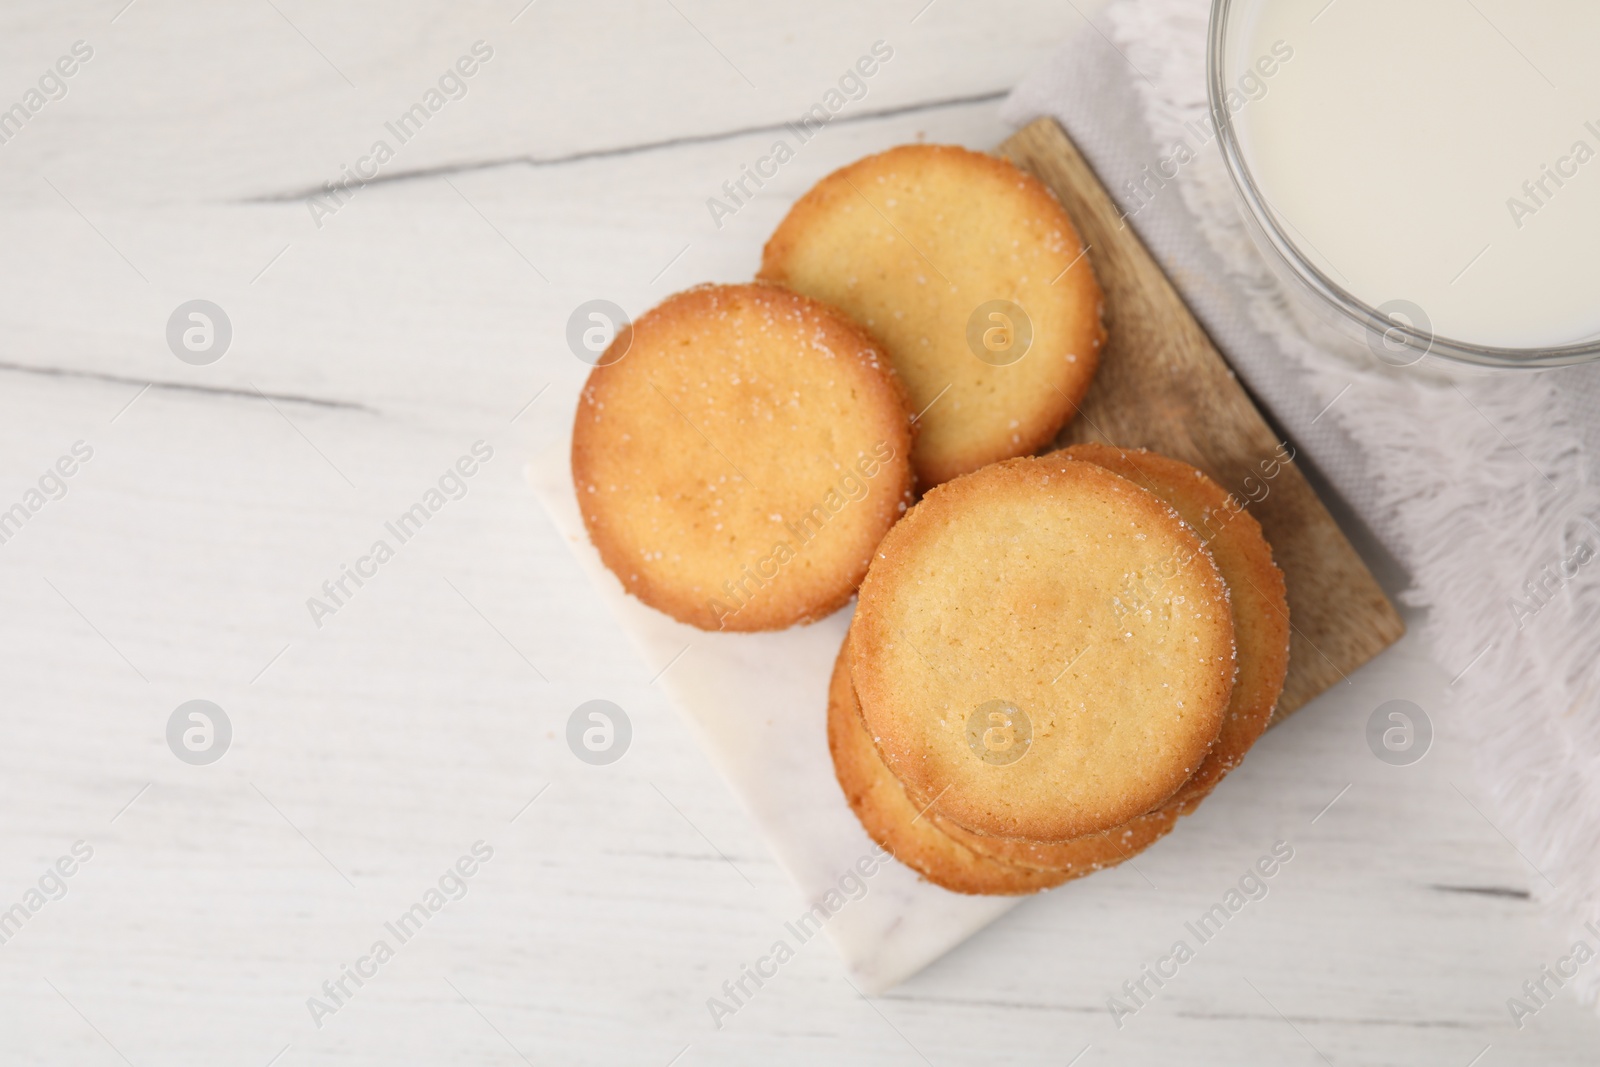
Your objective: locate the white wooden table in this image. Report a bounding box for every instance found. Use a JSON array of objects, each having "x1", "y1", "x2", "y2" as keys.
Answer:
[{"x1": 1, "y1": 2, "x2": 1595, "y2": 1063}]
